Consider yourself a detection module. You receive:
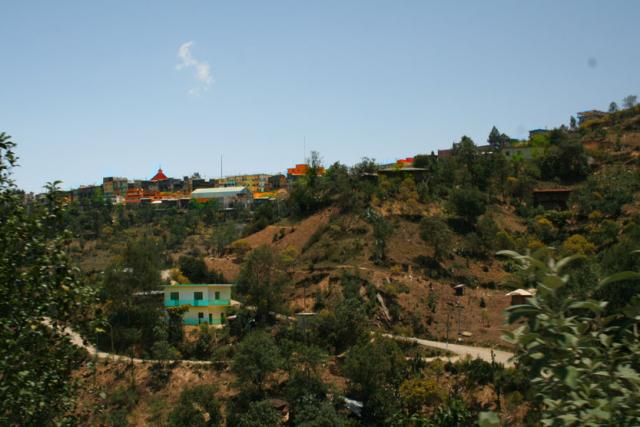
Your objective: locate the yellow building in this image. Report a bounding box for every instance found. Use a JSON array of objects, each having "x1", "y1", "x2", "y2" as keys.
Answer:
[
  {"x1": 218, "y1": 174, "x2": 271, "y2": 193},
  {"x1": 163, "y1": 283, "x2": 233, "y2": 325}
]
